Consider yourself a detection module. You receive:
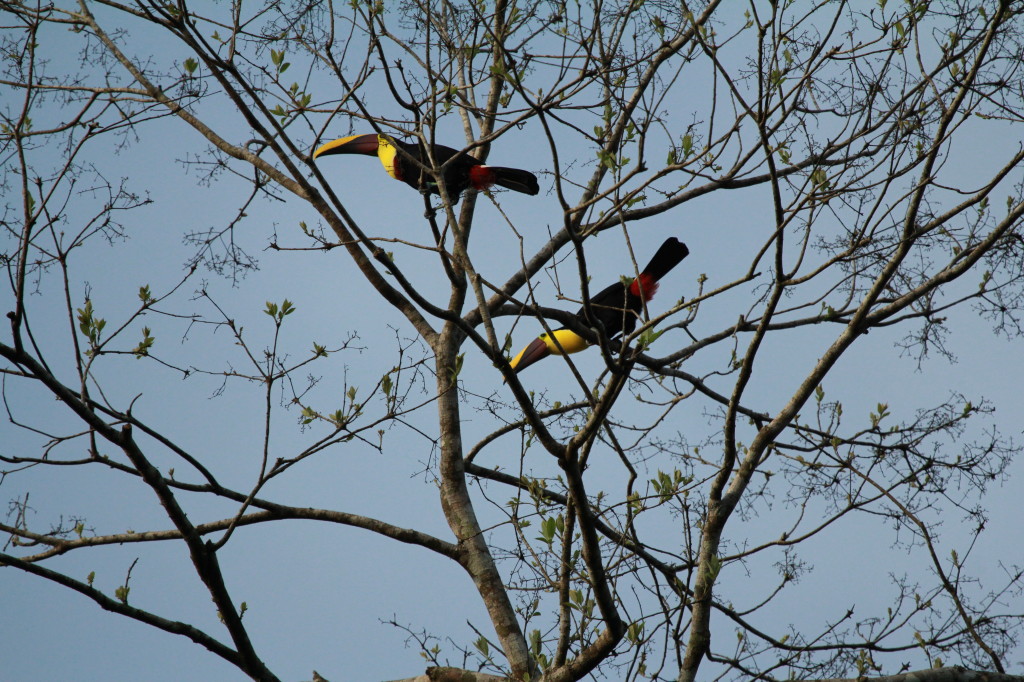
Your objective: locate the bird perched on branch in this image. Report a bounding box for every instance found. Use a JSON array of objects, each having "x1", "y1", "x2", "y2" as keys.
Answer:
[
  {"x1": 508, "y1": 237, "x2": 690, "y2": 375},
  {"x1": 312, "y1": 133, "x2": 539, "y2": 202}
]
